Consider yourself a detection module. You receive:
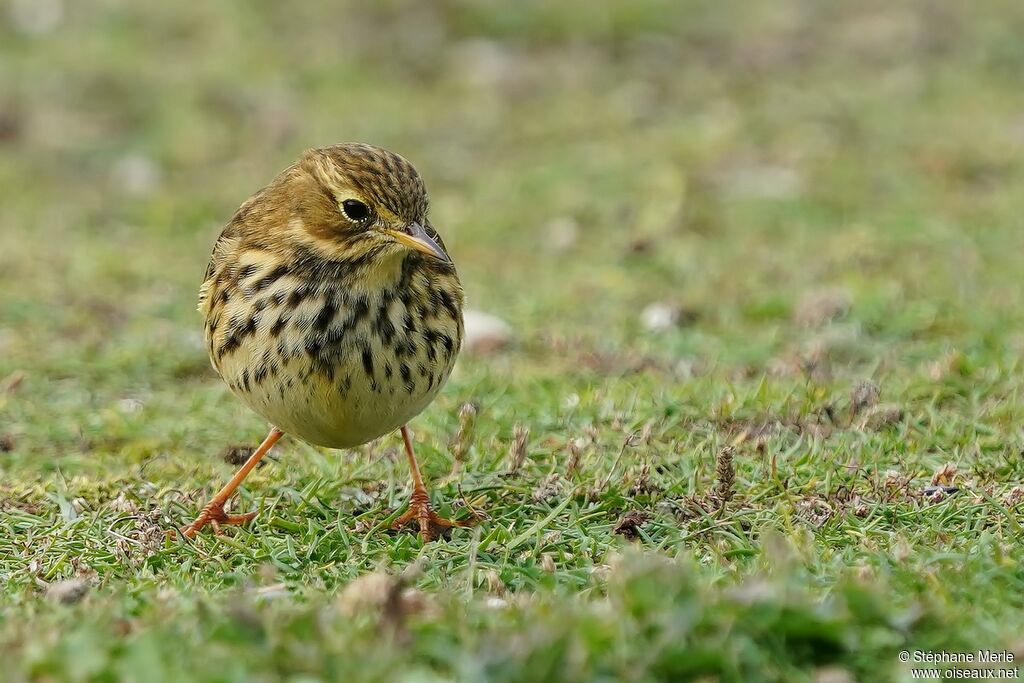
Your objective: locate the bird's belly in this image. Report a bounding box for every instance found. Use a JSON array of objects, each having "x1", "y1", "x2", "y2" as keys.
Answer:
[
  {"x1": 238, "y1": 359, "x2": 441, "y2": 448},
  {"x1": 208, "y1": 275, "x2": 462, "y2": 449}
]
